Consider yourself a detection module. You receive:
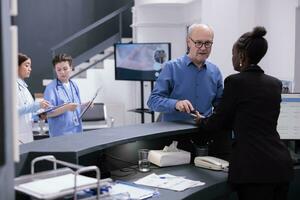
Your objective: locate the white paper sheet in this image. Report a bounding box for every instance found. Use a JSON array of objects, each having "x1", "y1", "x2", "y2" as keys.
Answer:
[
  {"x1": 134, "y1": 173, "x2": 205, "y2": 191},
  {"x1": 110, "y1": 182, "x2": 155, "y2": 199}
]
